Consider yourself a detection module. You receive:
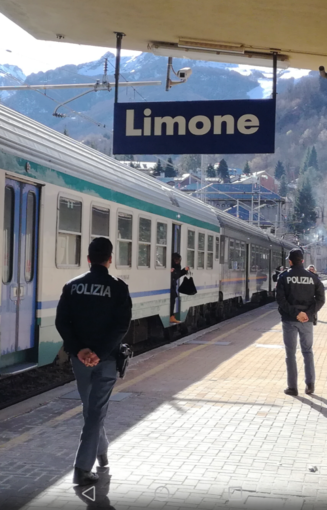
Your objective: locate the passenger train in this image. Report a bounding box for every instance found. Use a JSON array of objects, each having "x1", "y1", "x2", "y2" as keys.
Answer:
[{"x1": 0, "y1": 104, "x2": 295, "y2": 375}]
